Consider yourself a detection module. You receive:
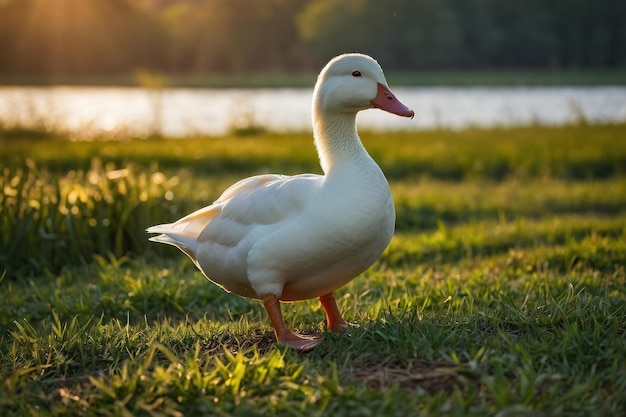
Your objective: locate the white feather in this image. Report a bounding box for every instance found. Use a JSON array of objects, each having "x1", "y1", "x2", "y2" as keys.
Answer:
[{"x1": 147, "y1": 53, "x2": 411, "y2": 302}]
